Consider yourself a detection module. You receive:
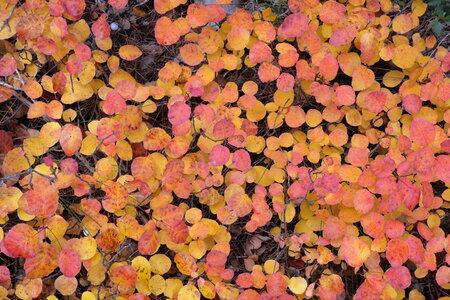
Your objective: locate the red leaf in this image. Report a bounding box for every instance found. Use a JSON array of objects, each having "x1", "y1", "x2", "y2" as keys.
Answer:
[
  {"x1": 386, "y1": 239, "x2": 409, "y2": 267},
  {"x1": 108, "y1": 0, "x2": 127, "y2": 9},
  {"x1": 92, "y1": 14, "x2": 110, "y2": 39},
  {"x1": 59, "y1": 249, "x2": 81, "y2": 277},
  {"x1": 168, "y1": 101, "x2": 191, "y2": 126},
  {"x1": 277, "y1": 13, "x2": 308, "y2": 39},
  {"x1": 209, "y1": 145, "x2": 230, "y2": 166},
  {"x1": 384, "y1": 266, "x2": 411, "y2": 290},
  {"x1": 1, "y1": 224, "x2": 39, "y2": 258},
  {"x1": 232, "y1": 149, "x2": 251, "y2": 171},
  {"x1": 63, "y1": 0, "x2": 86, "y2": 19},
  {"x1": 0, "y1": 57, "x2": 17, "y2": 76},
  {"x1": 410, "y1": 117, "x2": 435, "y2": 146}
]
